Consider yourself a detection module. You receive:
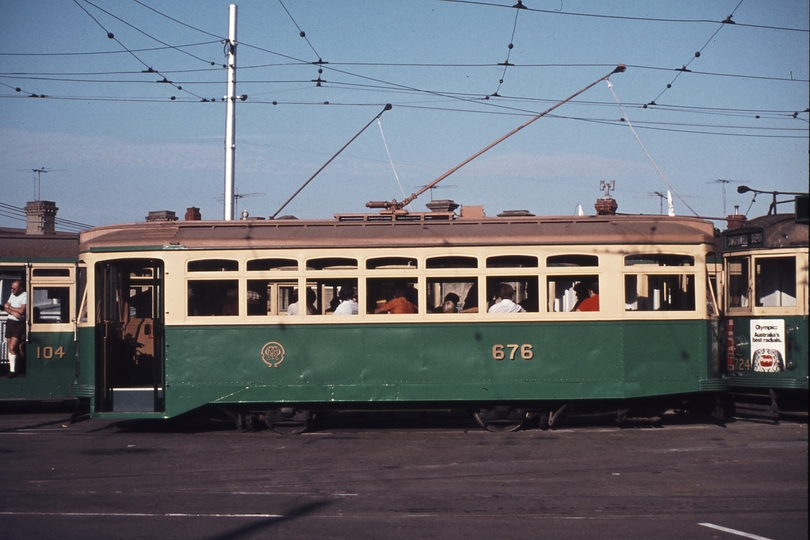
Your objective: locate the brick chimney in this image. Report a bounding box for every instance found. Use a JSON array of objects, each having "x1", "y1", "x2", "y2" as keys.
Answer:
[
  {"x1": 185, "y1": 207, "x2": 201, "y2": 221},
  {"x1": 24, "y1": 200, "x2": 58, "y2": 235},
  {"x1": 726, "y1": 205, "x2": 746, "y2": 230}
]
